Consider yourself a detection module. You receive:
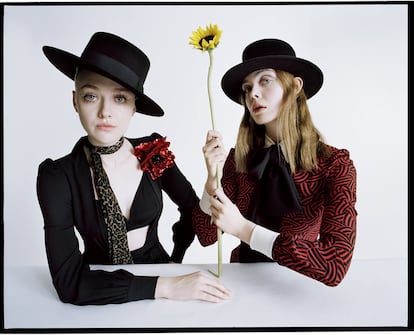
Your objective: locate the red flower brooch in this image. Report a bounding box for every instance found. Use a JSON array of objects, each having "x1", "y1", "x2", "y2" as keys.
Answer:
[{"x1": 134, "y1": 137, "x2": 175, "y2": 180}]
